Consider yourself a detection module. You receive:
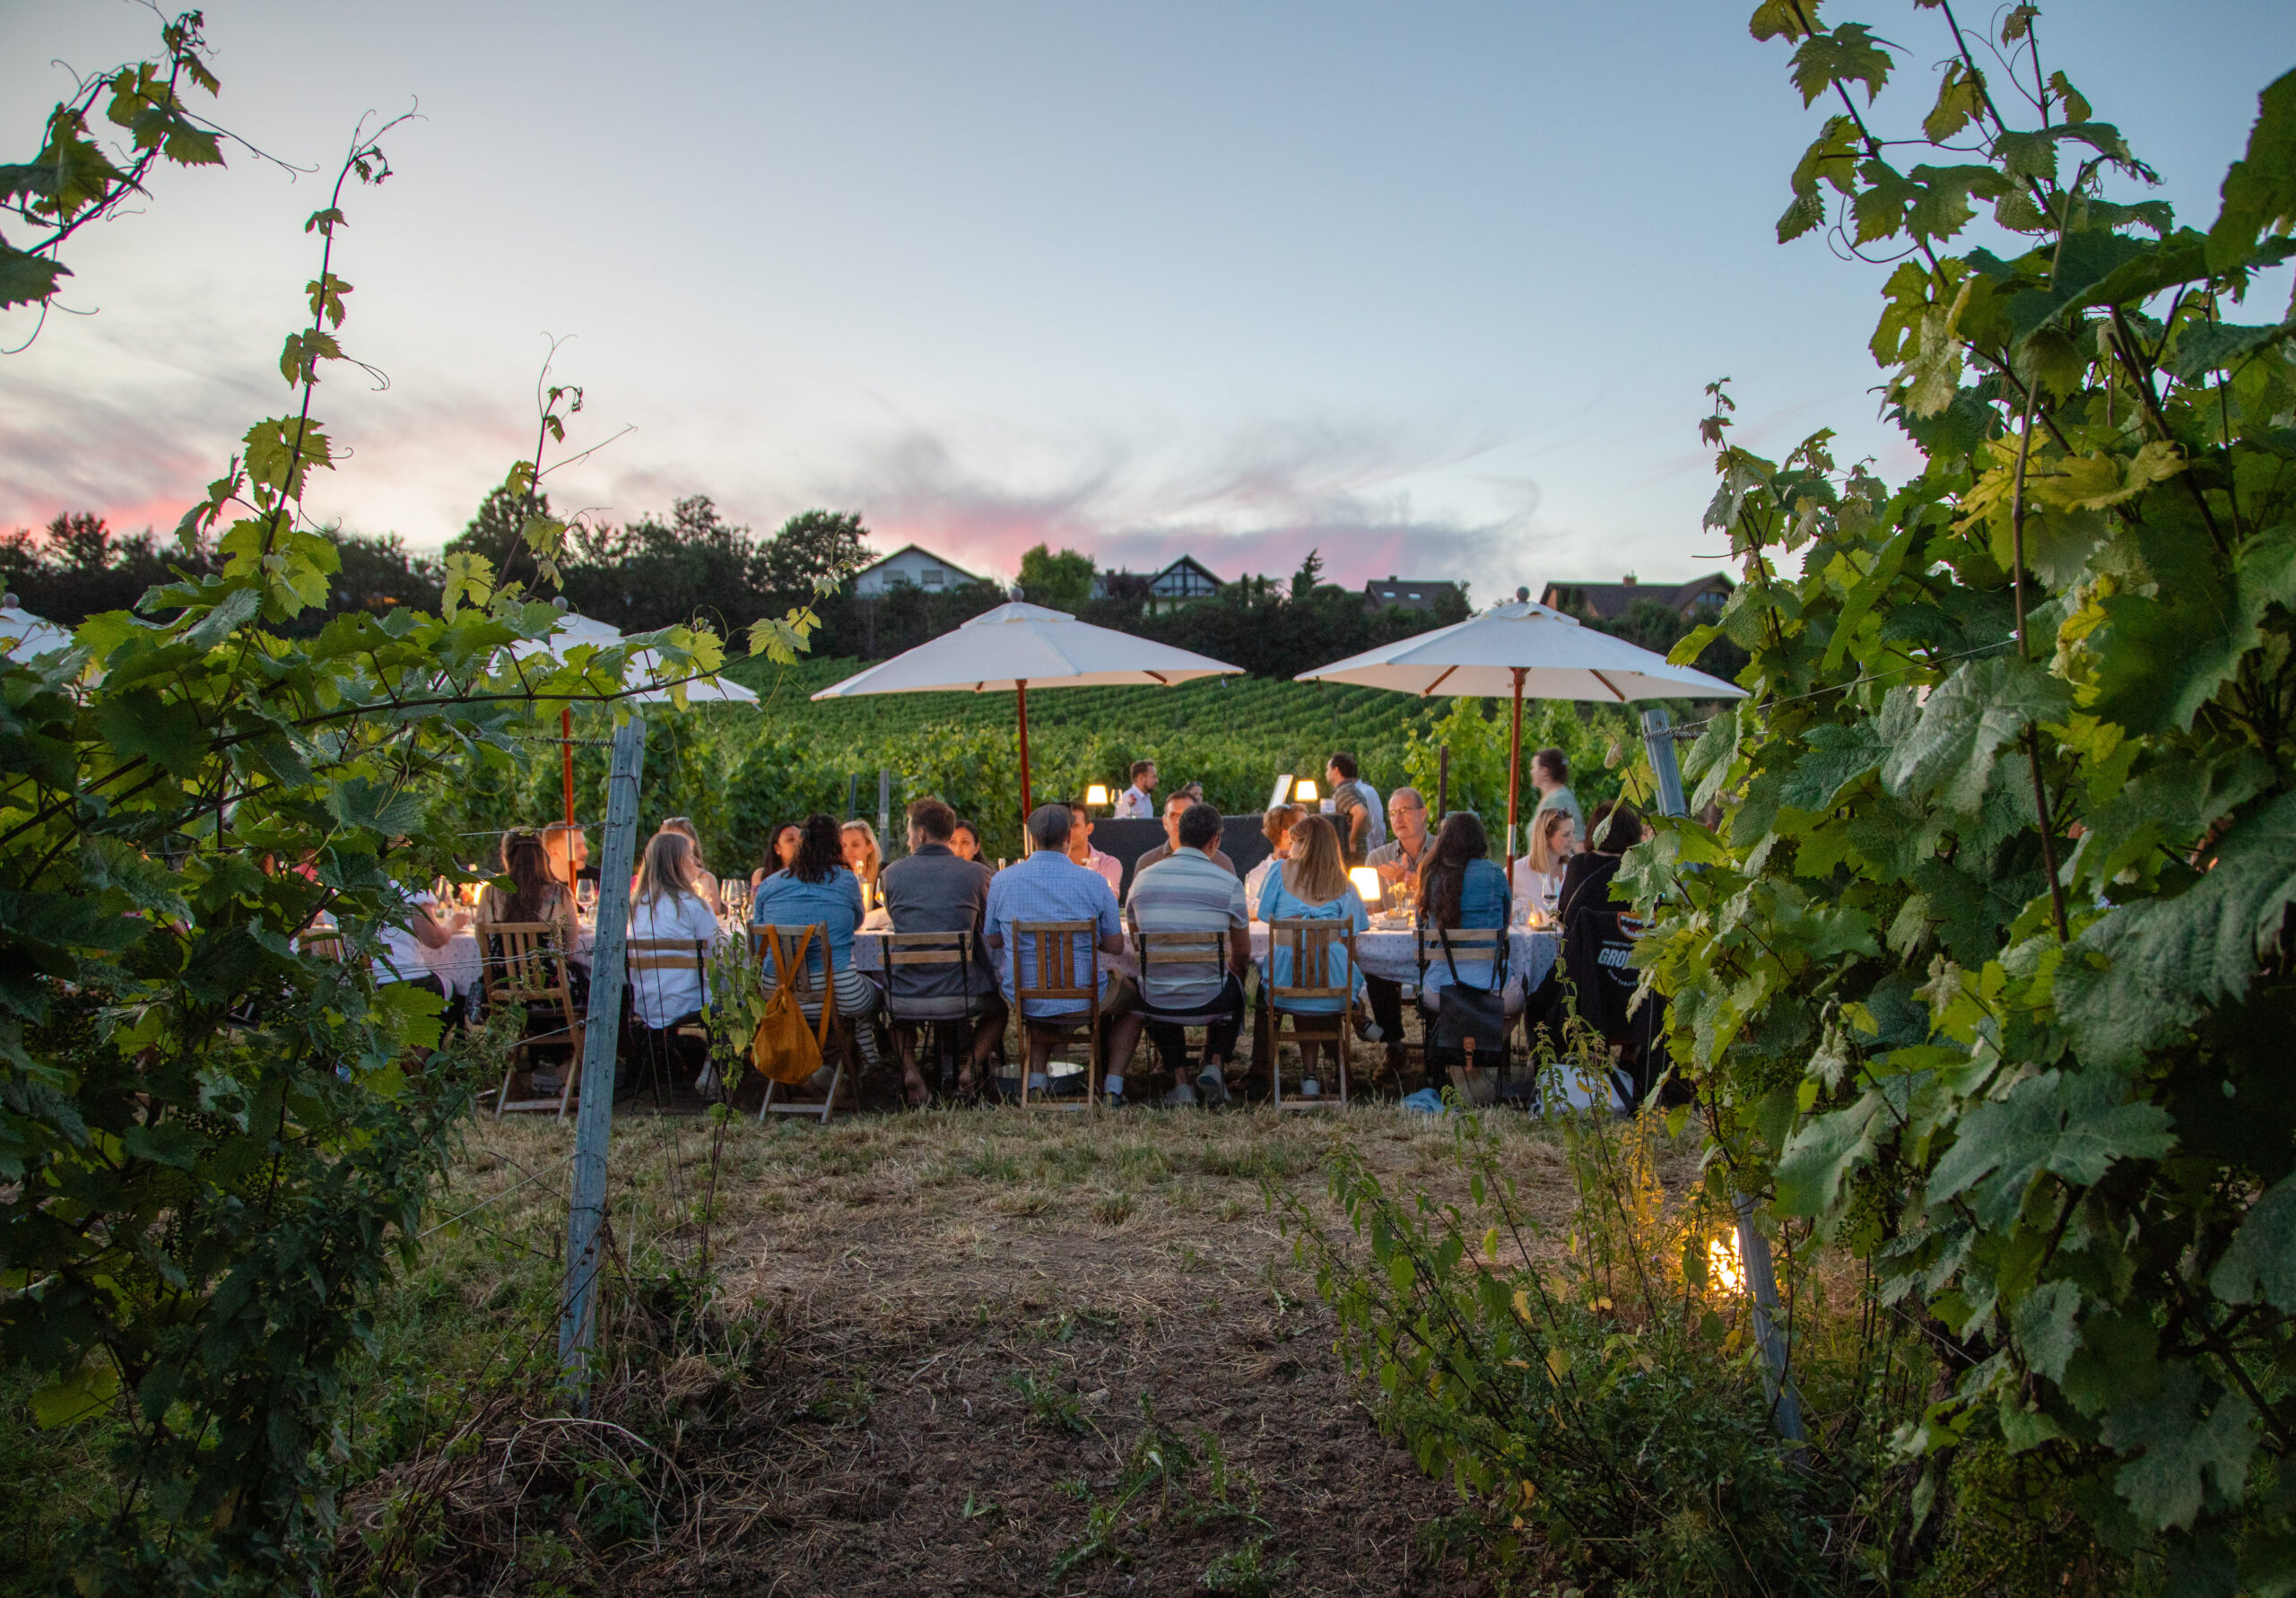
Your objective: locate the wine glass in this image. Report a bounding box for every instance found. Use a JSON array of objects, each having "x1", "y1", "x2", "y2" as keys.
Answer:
[{"x1": 576, "y1": 877, "x2": 598, "y2": 917}]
